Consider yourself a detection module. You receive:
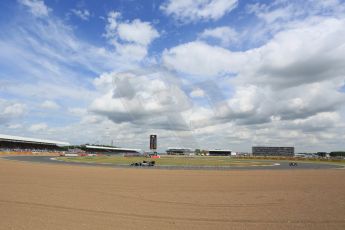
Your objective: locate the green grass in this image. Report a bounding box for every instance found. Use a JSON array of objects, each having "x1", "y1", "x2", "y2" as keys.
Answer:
[
  {"x1": 56, "y1": 155, "x2": 345, "y2": 167},
  {"x1": 57, "y1": 156, "x2": 276, "y2": 167},
  {"x1": 237, "y1": 156, "x2": 345, "y2": 165}
]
